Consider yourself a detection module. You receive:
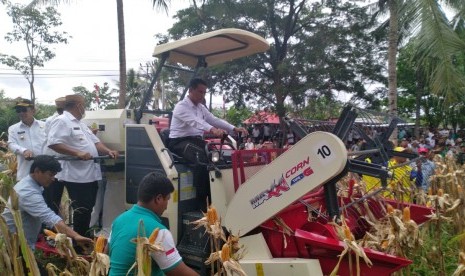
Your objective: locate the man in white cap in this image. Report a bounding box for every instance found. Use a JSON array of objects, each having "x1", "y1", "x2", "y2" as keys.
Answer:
[
  {"x1": 8, "y1": 98, "x2": 46, "y2": 181},
  {"x1": 46, "y1": 94, "x2": 119, "y2": 238},
  {"x1": 43, "y1": 97, "x2": 66, "y2": 154}
]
